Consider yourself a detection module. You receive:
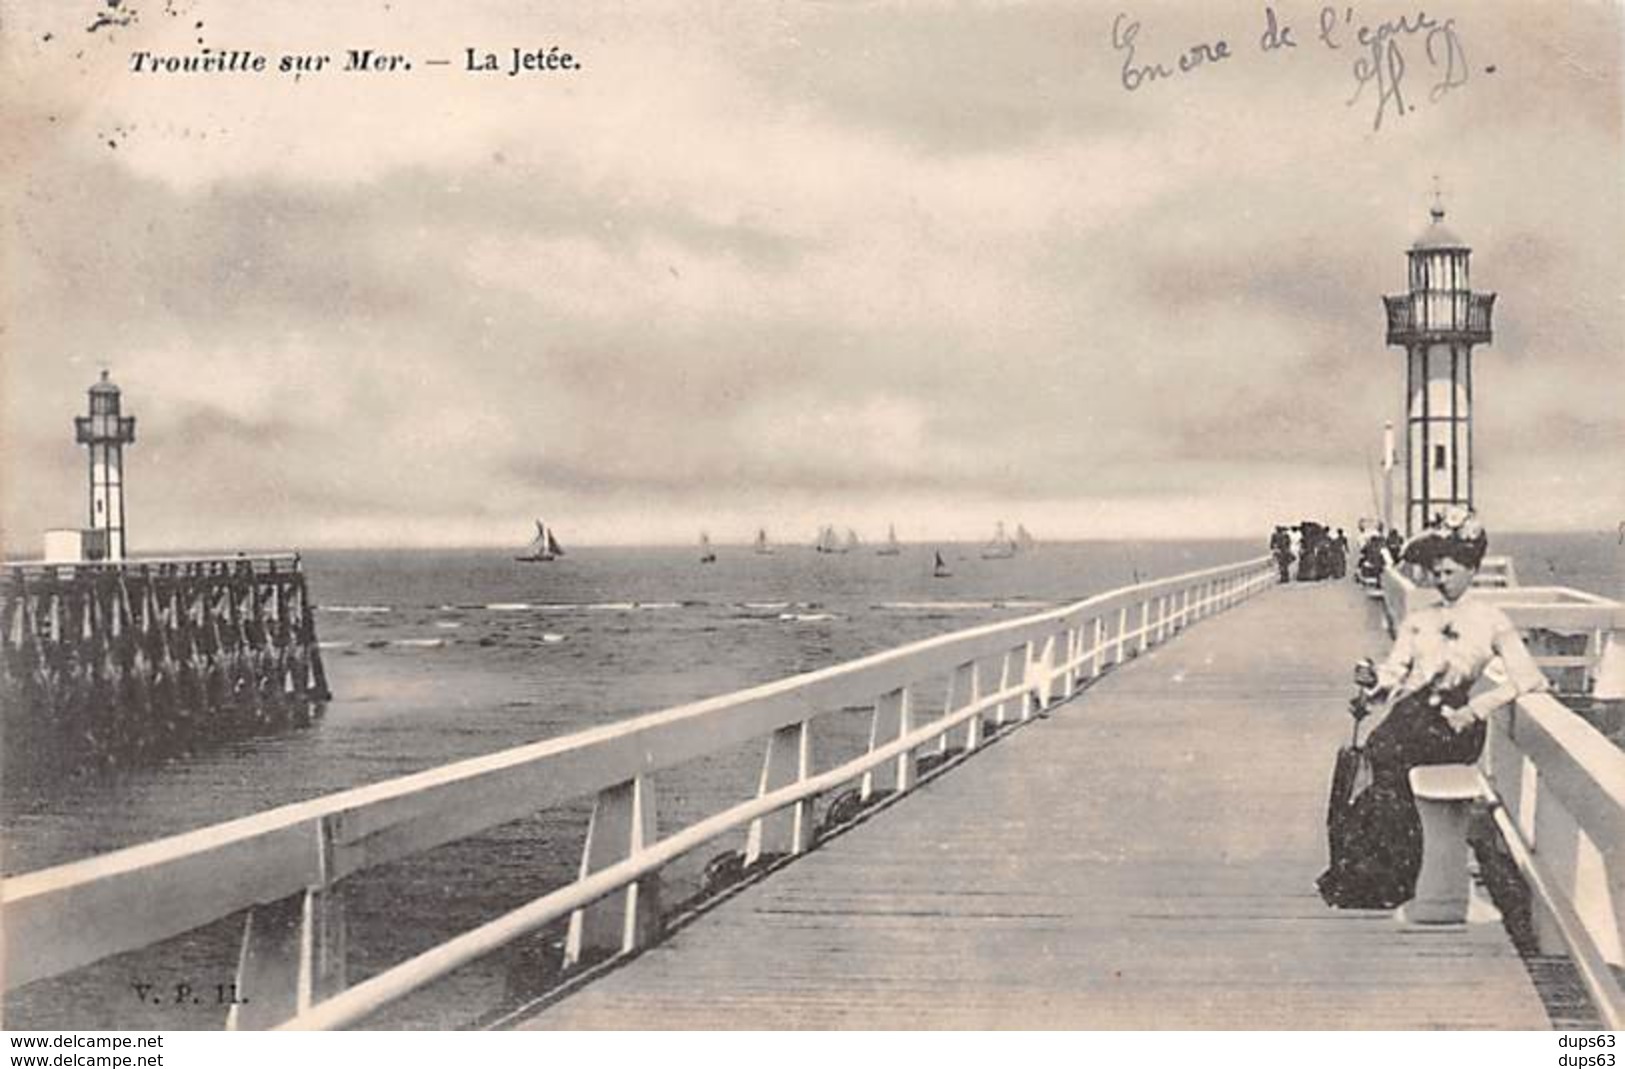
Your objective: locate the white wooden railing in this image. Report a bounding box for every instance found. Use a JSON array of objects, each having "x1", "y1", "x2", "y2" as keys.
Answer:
[
  {"x1": 1483, "y1": 692, "x2": 1625, "y2": 1029},
  {"x1": 1, "y1": 556, "x2": 1277, "y2": 1030},
  {"x1": 1381, "y1": 567, "x2": 1625, "y2": 1027}
]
